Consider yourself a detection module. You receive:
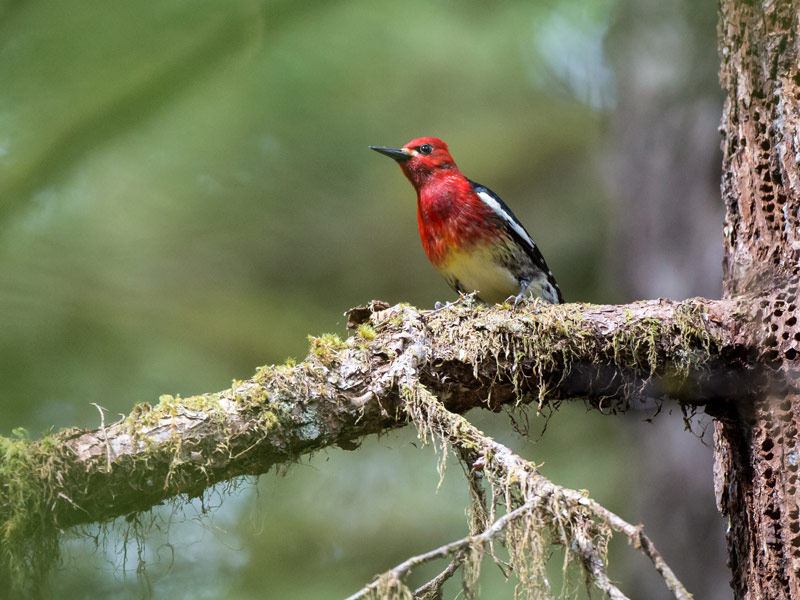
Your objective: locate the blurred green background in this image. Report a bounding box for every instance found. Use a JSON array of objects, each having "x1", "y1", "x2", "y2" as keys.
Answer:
[{"x1": 0, "y1": 0, "x2": 728, "y2": 598}]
